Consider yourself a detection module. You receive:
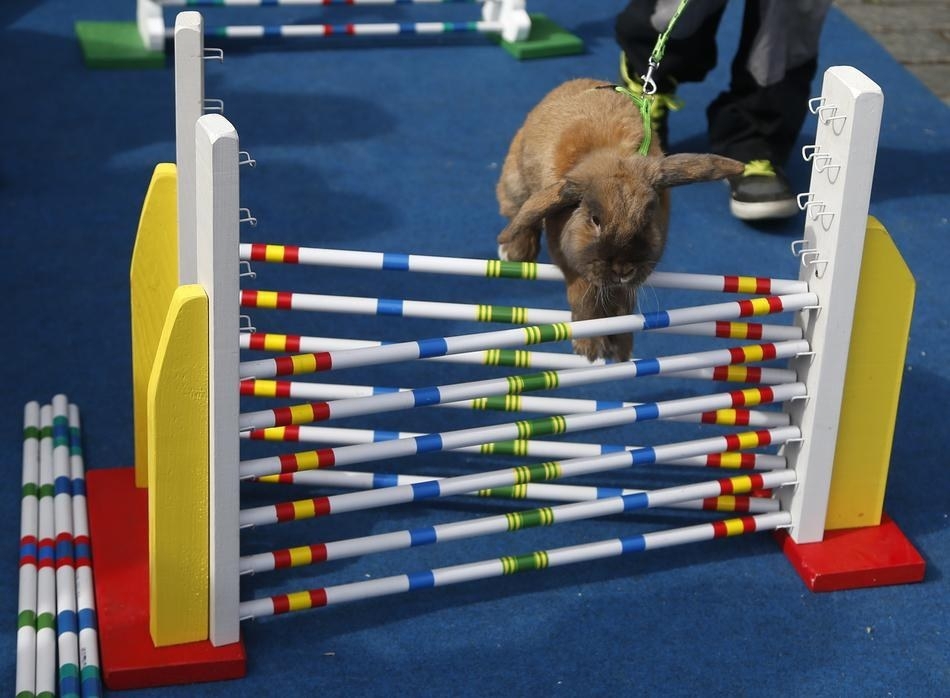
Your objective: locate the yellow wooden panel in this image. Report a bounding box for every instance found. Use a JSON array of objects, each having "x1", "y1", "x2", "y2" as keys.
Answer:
[
  {"x1": 148, "y1": 284, "x2": 209, "y2": 645},
  {"x1": 825, "y1": 218, "x2": 915, "y2": 529},
  {"x1": 131, "y1": 163, "x2": 179, "y2": 487}
]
